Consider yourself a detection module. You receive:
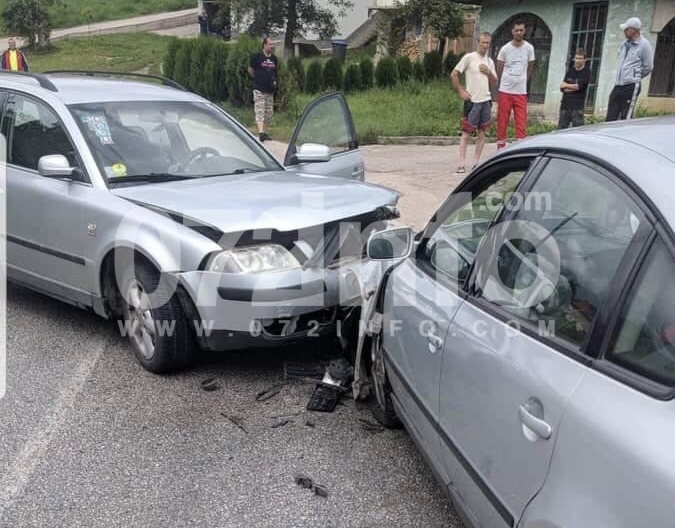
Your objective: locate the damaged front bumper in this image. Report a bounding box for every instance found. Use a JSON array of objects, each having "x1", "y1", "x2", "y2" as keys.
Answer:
[{"x1": 177, "y1": 261, "x2": 366, "y2": 350}]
